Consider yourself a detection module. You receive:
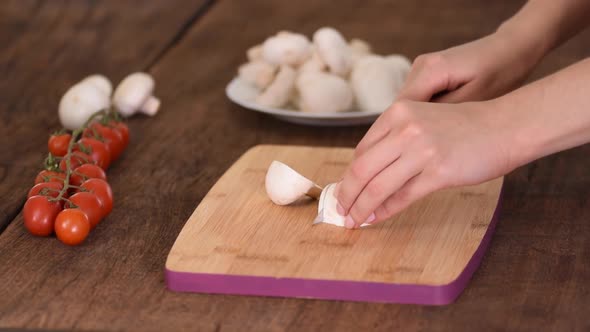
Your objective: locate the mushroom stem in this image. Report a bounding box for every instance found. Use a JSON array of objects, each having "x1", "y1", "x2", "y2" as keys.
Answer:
[{"x1": 140, "y1": 96, "x2": 160, "y2": 116}]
